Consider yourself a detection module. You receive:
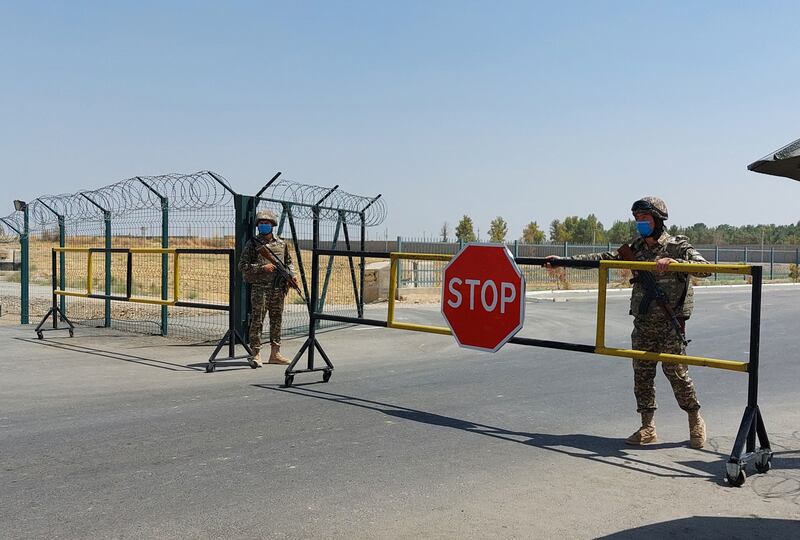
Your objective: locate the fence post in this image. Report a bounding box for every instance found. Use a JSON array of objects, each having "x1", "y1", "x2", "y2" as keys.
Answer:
[
  {"x1": 234, "y1": 193, "x2": 256, "y2": 340},
  {"x1": 396, "y1": 236, "x2": 403, "y2": 292},
  {"x1": 103, "y1": 211, "x2": 111, "y2": 326},
  {"x1": 564, "y1": 242, "x2": 569, "y2": 257},
  {"x1": 744, "y1": 246, "x2": 748, "y2": 281},
  {"x1": 21, "y1": 205, "x2": 29, "y2": 324},
  {"x1": 38, "y1": 200, "x2": 67, "y2": 318},
  {"x1": 769, "y1": 247, "x2": 774, "y2": 280},
  {"x1": 138, "y1": 178, "x2": 169, "y2": 336},
  {"x1": 715, "y1": 245, "x2": 719, "y2": 281},
  {"x1": 513, "y1": 240, "x2": 519, "y2": 258}
]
